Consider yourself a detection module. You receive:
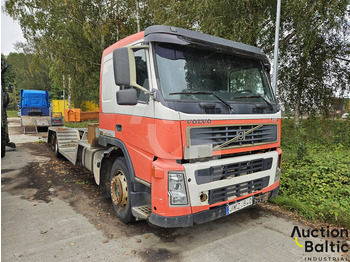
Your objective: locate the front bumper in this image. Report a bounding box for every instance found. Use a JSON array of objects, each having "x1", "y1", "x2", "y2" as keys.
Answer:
[{"x1": 148, "y1": 184, "x2": 280, "y2": 228}]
